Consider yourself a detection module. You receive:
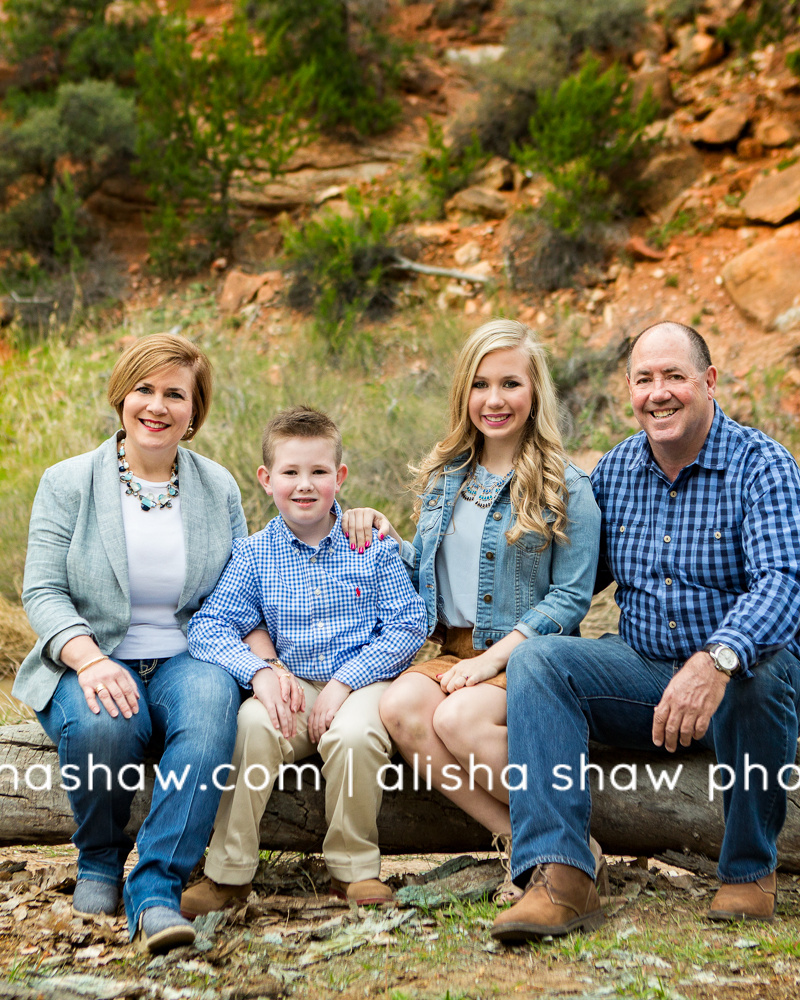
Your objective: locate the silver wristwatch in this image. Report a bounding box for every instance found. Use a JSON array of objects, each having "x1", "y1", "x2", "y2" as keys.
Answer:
[{"x1": 703, "y1": 643, "x2": 740, "y2": 678}]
